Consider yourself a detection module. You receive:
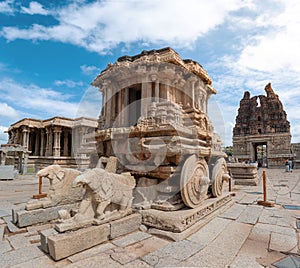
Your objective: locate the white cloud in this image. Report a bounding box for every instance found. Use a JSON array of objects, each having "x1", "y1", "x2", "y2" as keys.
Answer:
[
  {"x1": 76, "y1": 86, "x2": 102, "y2": 118},
  {"x1": 54, "y1": 79, "x2": 84, "y2": 88},
  {"x1": 0, "y1": 78, "x2": 79, "y2": 119},
  {"x1": 238, "y1": 1, "x2": 300, "y2": 73},
  {"x1": 21, "y1": 1, "x2": 49, "y2": 15},
  {"x1": 0, "y1": 126, "x2": 8, "y2": 145},
  {"x1": 0, "y1": 103, "x2": 20, "y2": 119},
  {"x1": 0, "y1": 0, "x2": 250, "y2": 54},
  {"x1": 0, "y1": 0, "x2": 14, "y2": 14},
  {"x1": 80, "y1": 64, "x2": 100, "y2": 76}
]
